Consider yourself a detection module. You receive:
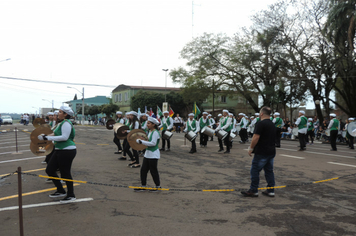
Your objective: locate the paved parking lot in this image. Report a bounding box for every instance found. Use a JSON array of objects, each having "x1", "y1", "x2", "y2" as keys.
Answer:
[{"x1": 1, "y1": 123, "x2": 356, "y2": 236}]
